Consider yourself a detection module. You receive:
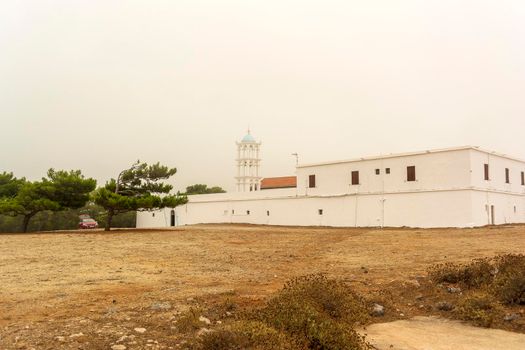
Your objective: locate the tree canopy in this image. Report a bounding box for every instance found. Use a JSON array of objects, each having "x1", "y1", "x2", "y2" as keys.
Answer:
[
  {"x1": 92, "y1": 161, "x2": 187, "y2": 231},
  {"x1": 185, "y1": 184, "x2": 226, "y2": 195},
  {"x1": 0, "y1": 169, "x2": 96, "y2": 232}
]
